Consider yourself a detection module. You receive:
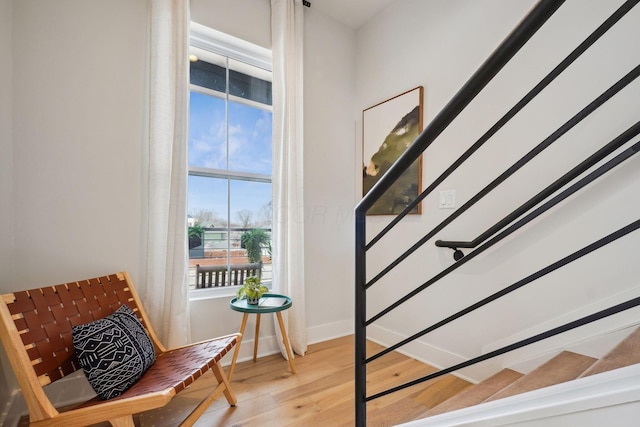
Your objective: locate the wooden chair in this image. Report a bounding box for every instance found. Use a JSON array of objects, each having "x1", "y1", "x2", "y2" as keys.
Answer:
[
  {"x1": 0, "y1": 271, "x2": 240, "y2": 427},
  {"x1": 195, "y1": 262, "x2": 262, "y2": 288}
]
